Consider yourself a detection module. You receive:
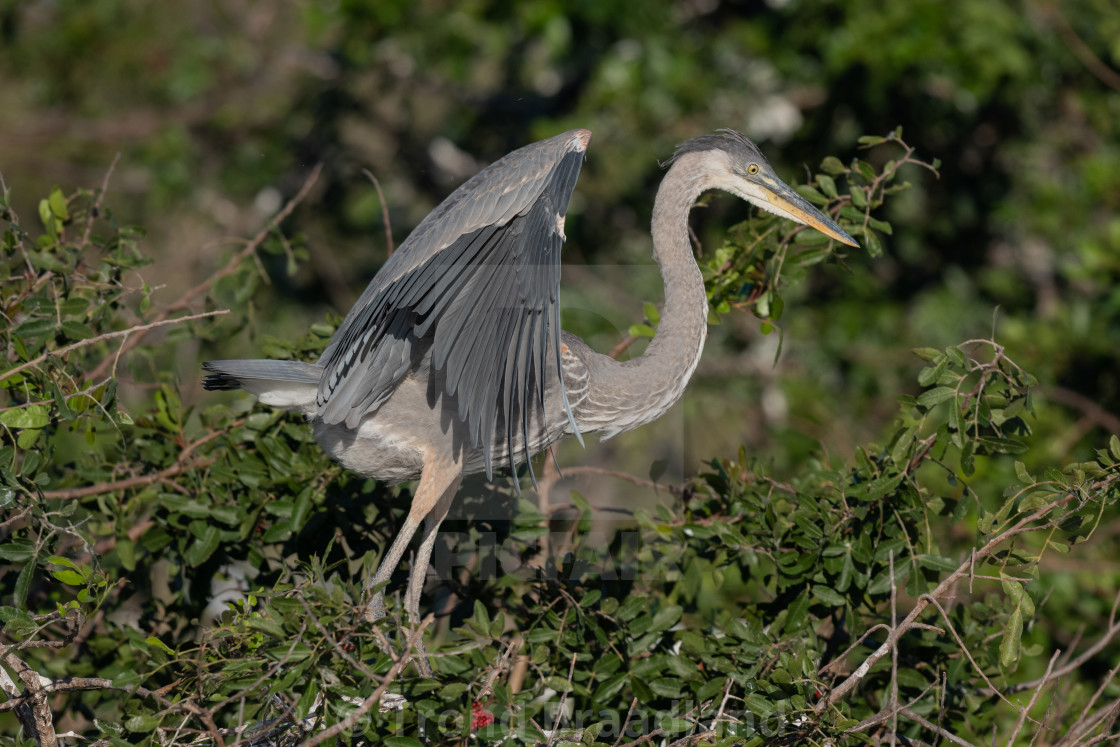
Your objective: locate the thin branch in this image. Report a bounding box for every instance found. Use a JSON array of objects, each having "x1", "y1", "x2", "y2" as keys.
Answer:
[
  {"x1": 612, "y1": 698, "x2": 640, "y2": 747},
  {"x1": 819, "y1": 486, "x2": 1095, "y2": 709},
  {"x1": 1, "y1": 310, "x2": 228, "y2": 385},
  {"x1": 296, "y1": 614, "x2": 433, "y2": 747},
  {"x1": 361, "y1": 169, "x2": 394, "y2": 257},
  {"x1": 78, "y1": 154, "x2": 120, "y2": 251},
  {"x1": 981, "y1": 589, "x2": 1120, "y2": 697},
  {"x1": 37, "y1": 457, "x2": 215, "y2": 501},
  {"x1": 1045, "y1": 3, "x2": 1120, "y2": 92},
  {"x1": 548, "y1": 465, "x2": 681, "y2": 496},
  {"x1": 1005, "y1": 650, "x2": 1060, "y2": 745},
  {"x1": 900, "y1": 707, "x2": 980, "y2": 747},
  {"x1": 85, "y1": 163, "x2": 323, "y2": 381}
]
